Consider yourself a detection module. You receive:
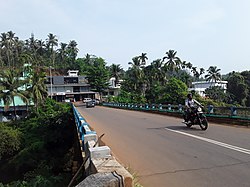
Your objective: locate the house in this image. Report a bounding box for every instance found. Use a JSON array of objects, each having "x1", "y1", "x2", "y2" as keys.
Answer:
[
  {"x1": 188, "y1": 80, "x2": 228, "y2": 97},
  {"x1": 103, "y1": 77, "x2": 123, "y2": 97},
  {"x1": 0, "y1": 64, "x2": 32, "y2": 122},
  {"x1": 46, "y1": 70, "x2": 96, "y2": 102},
  {"x1": 0, "y1": 98, "x2": 29, "y2": 122}
]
